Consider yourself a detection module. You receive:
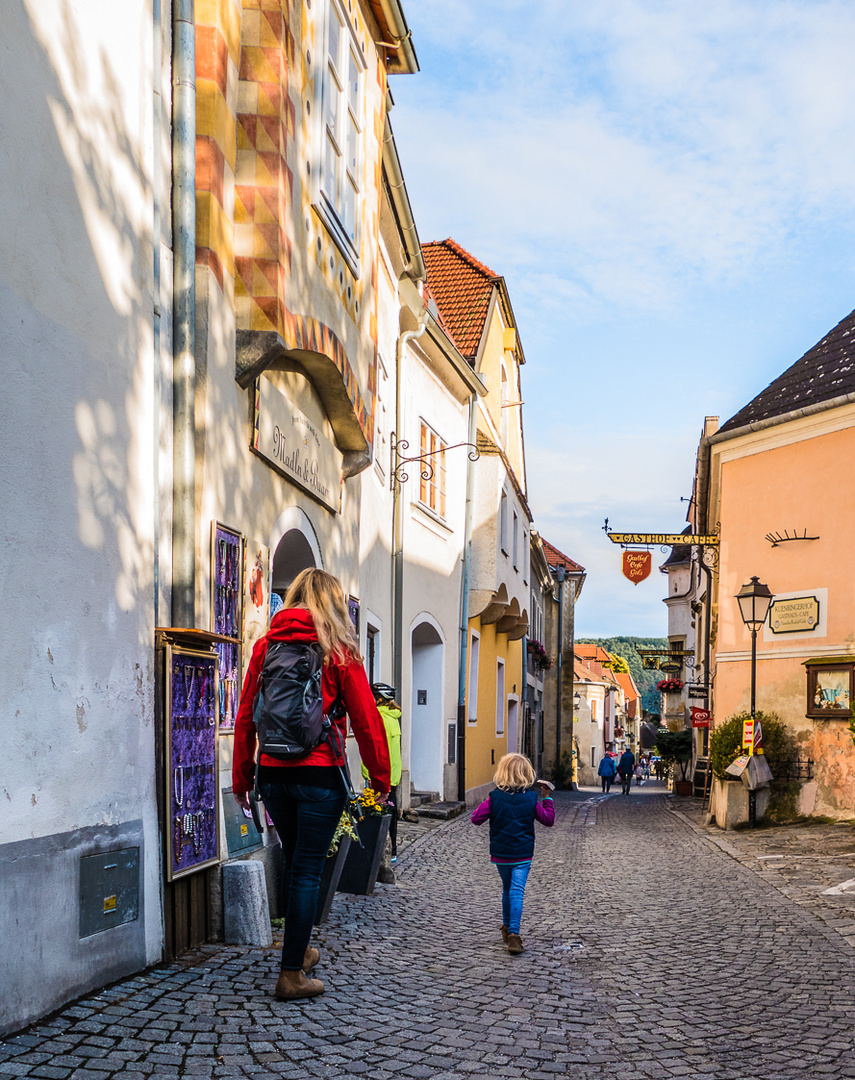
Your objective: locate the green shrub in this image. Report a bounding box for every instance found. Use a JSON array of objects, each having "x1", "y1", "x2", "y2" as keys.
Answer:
[
  {"x1": 709, "y1": 711, "x2": 795, "y2": 782},
  {"x1": 550, "y1": 750, "x2": 575, "y2": 789}
]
